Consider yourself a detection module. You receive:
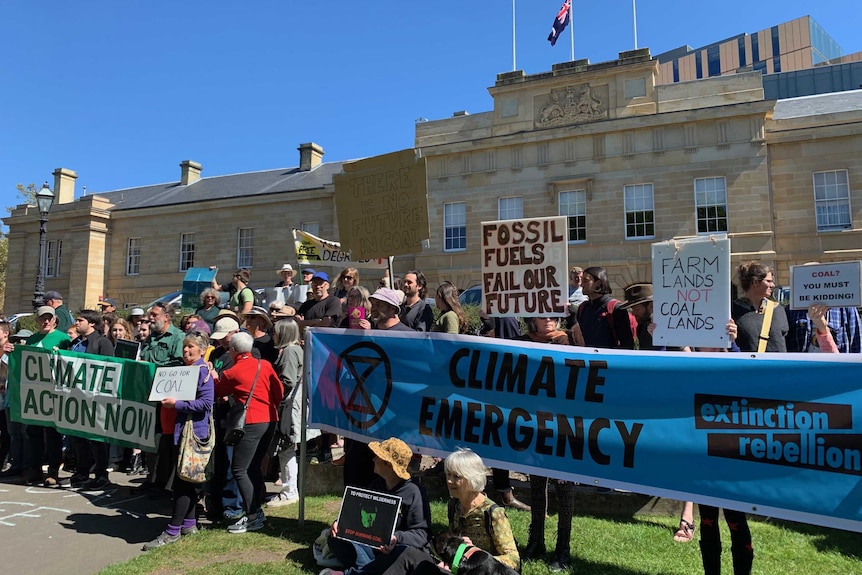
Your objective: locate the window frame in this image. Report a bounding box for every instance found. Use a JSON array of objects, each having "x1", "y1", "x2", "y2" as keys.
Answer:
[
  {"x1": 623, "y1": 183, "x2": 656, "y2": 240},
  {"x1": 813, "y1": 169, "x2": 852, "y2": 232},
  {"x1": 126, "y1": 237, "x2": 141, "y2": 276},
  {"x1": 179, "y1": 232, "x2": 195, "y2": 272},
  {"x1": 443, "y1": 202, "x2": 467, "y2": 252},
  {"x1": 301, "y1": 221, "x2": 320, "y2": 237},
  {"x1": 498, "y1": 196, "x2": 523, "y2": 221},
  {"x1": 44, "y1": 239, "x2": 62, "y2": 278},
  {"x1": 558, "y1": 189, "x2": 587, "y2": 244},
  {"x1": 694, "y1": 177, "x2": 729, "y2": 234},
  {"x1": 237, "y1": 227, "x2": 254, "y2": 269}
]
